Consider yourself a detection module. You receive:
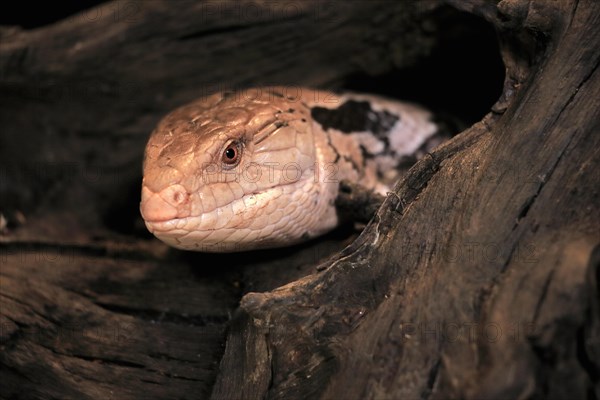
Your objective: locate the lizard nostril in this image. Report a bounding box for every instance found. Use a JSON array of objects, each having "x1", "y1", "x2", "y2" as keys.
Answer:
[
  {"x1": 168, "y1": 186, "x2": 188, "y2": 206},
  {"x1": 172, "y1": 191, "x2": 182, "y2": 204}
]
